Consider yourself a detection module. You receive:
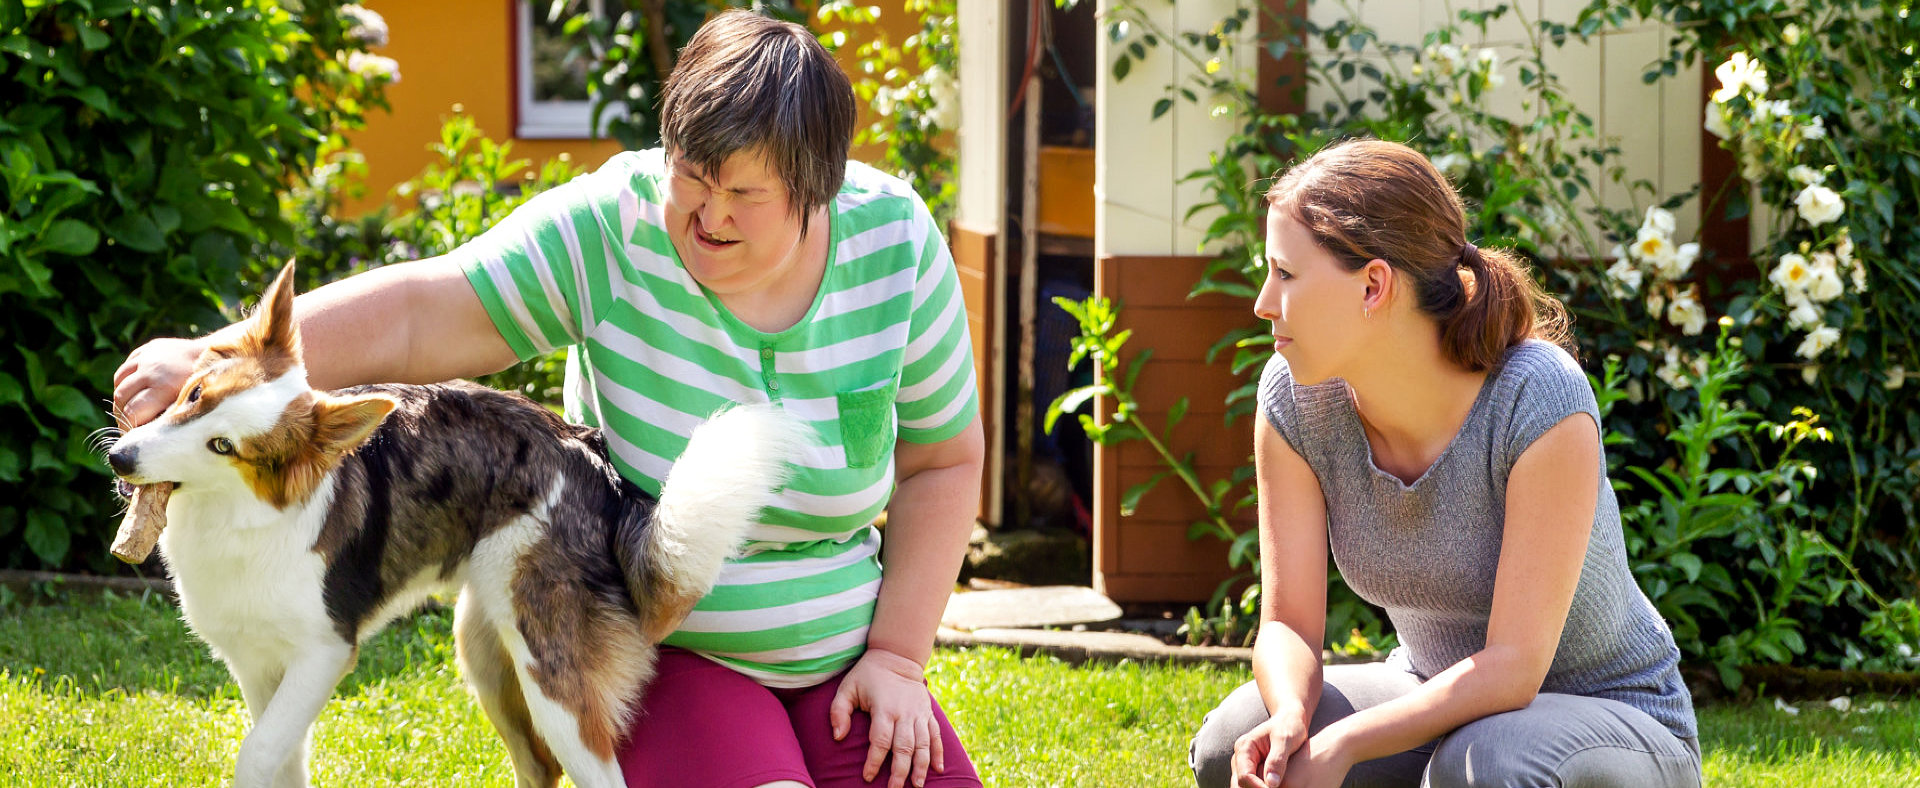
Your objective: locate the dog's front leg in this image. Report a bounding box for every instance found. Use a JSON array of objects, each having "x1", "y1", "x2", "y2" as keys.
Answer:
[
  {"x1": 232, "y1": 643, "x2": 355, "y2": 788},
  {"x1": 228, "y1": 663, "x2": 312, "y2": 788}
]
